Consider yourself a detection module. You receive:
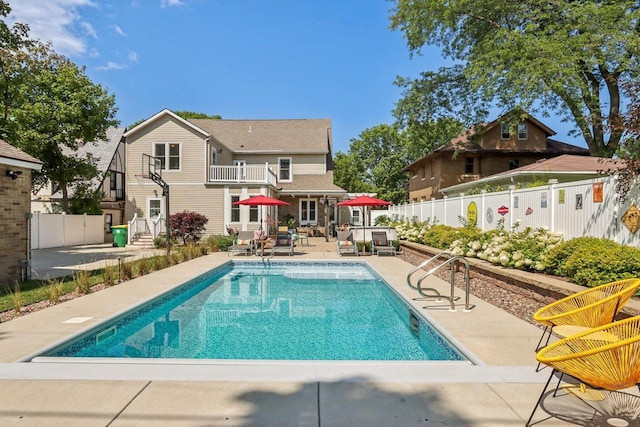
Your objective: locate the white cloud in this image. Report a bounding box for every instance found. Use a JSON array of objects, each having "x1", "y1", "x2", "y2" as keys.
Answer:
[
  {"x1": 161, "y1": 0, "x2": 184, "y2": 8},
  {"x1": 7, "y1": 0, "x2": 96, "y2": 56},
  {"x1": 96, "y1": 61, "x2": 128, "y2": 71},
  {"x1": 80, "y1": 21, "x2": 97, "y2": 38},
  {"x1": 112, "y1": 24, "x2": 126, "y2": 37},
  {"x1": 128, "y1": 51, "x2": 138, "y2": 63}
]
